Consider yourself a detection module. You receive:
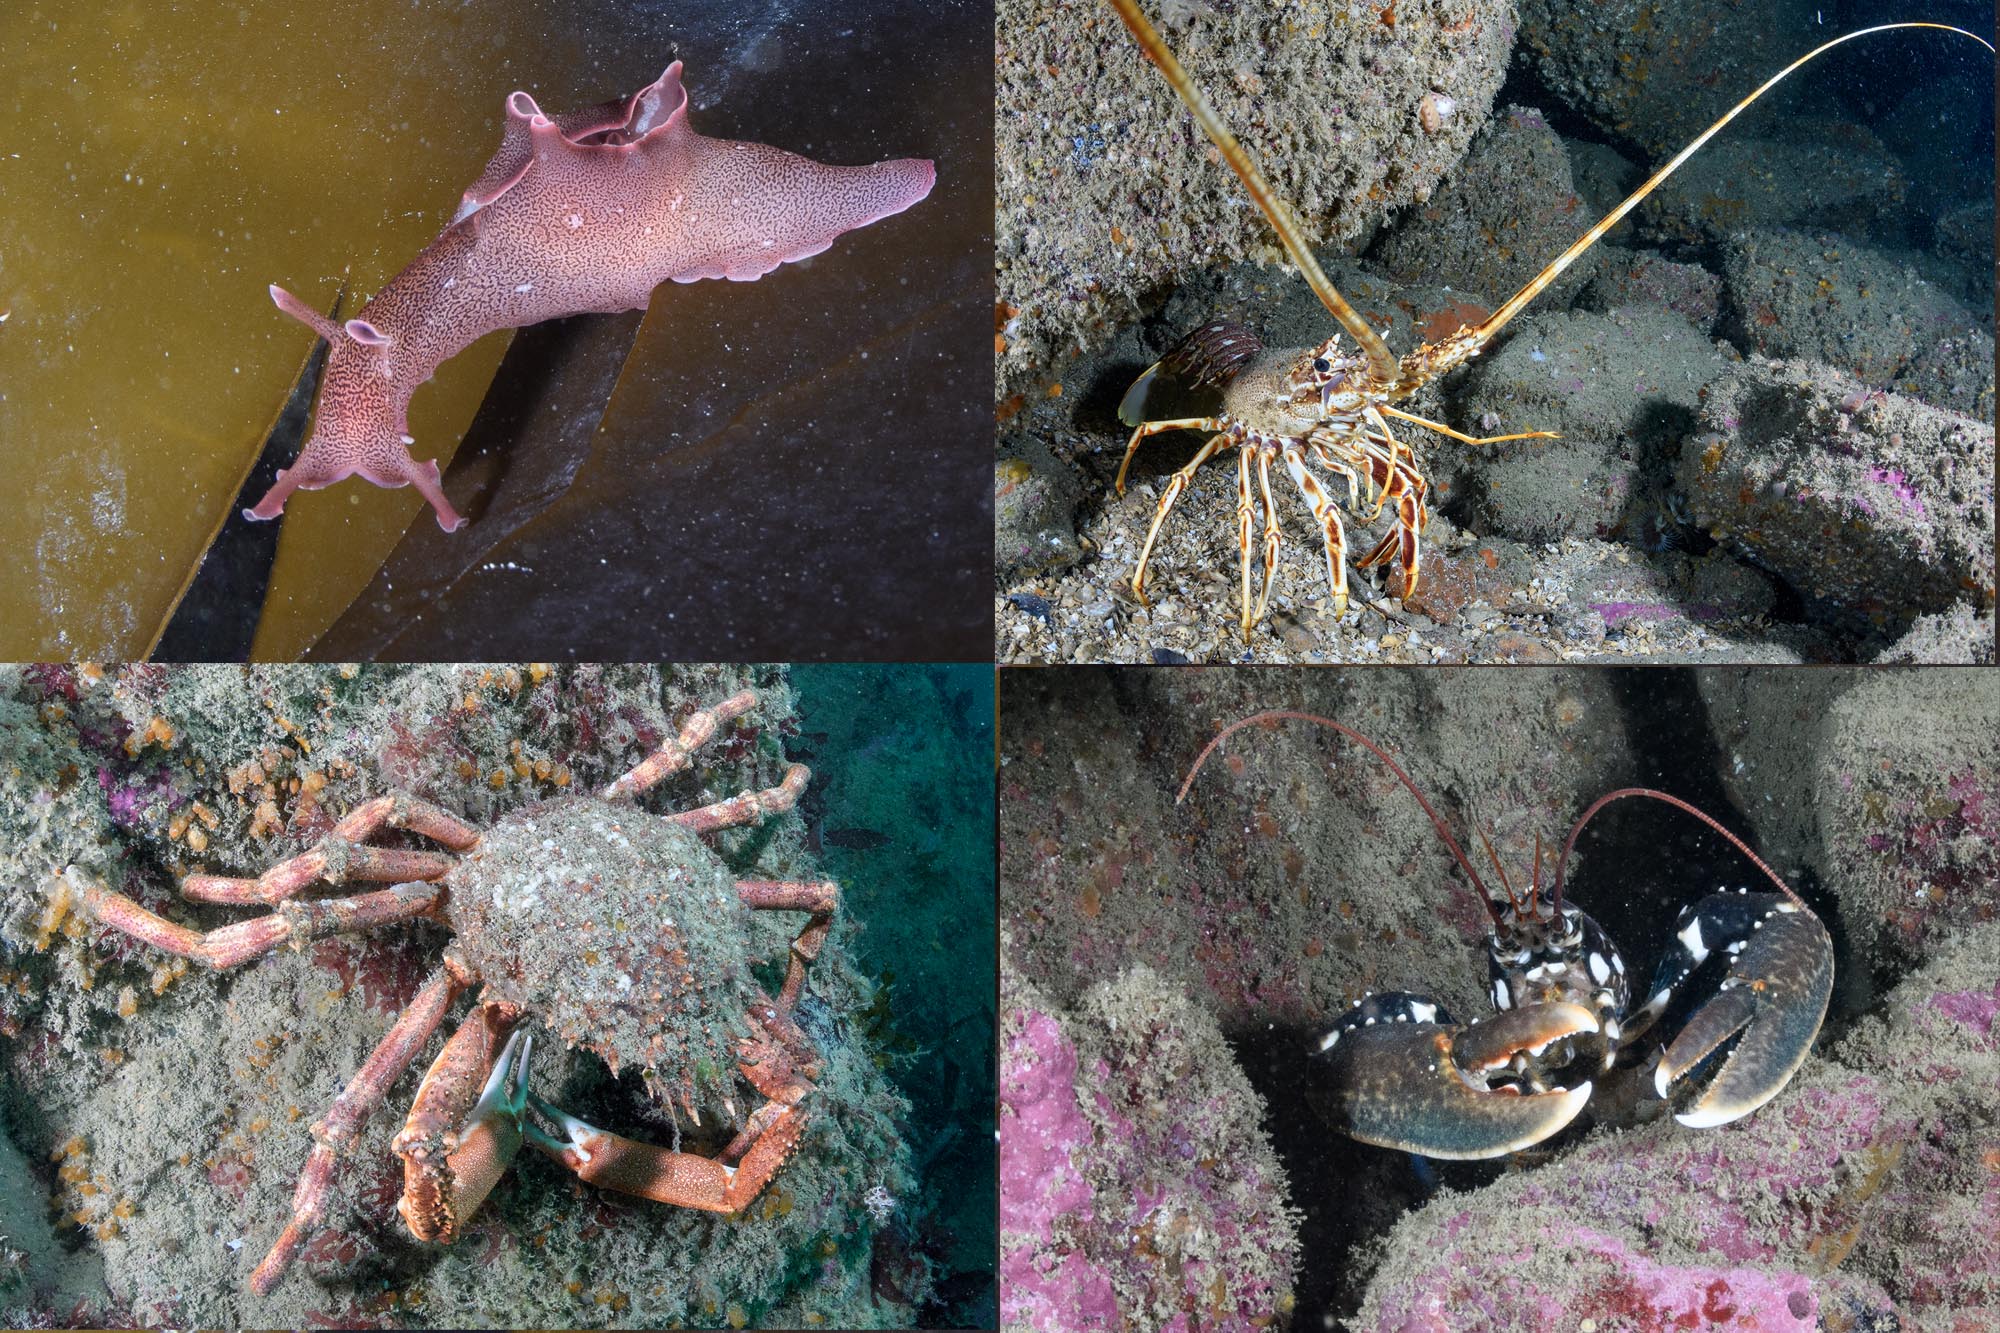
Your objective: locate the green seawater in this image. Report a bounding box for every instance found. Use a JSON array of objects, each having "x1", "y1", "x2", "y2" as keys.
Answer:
[{"x1": 790, "y1": 664, "x2": 996, "y2": 1328}]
